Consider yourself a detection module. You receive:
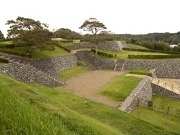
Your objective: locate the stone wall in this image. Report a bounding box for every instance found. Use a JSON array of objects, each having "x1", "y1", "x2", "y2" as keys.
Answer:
[
  {"x1": 76, "y1": 51, "x2": 116, "y2": 70},
  {"x1": 67, "y1": 41, "x2": 125, "y2": 52},
  {"x1": 0, "y1": 63, "x2": 64, "y2": 87},
  {"x1": 151, "y1": 83, "x2": 180, "y2": 100},
  {"x1": 119, "y1": 77, "x2": 152, "y2": 113},
  {"x1": 32, "y1": 54, "x2": 77, "y2": 75},
  {"x1": 0, "y1": 53, "x2": 78, "y2": 86},
  {"x1": 97, "y1": 41, "x2": 124, "y2": 51},
  {"x1": 122, "y1": 59, "x2": 180, "y2": 79}
]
